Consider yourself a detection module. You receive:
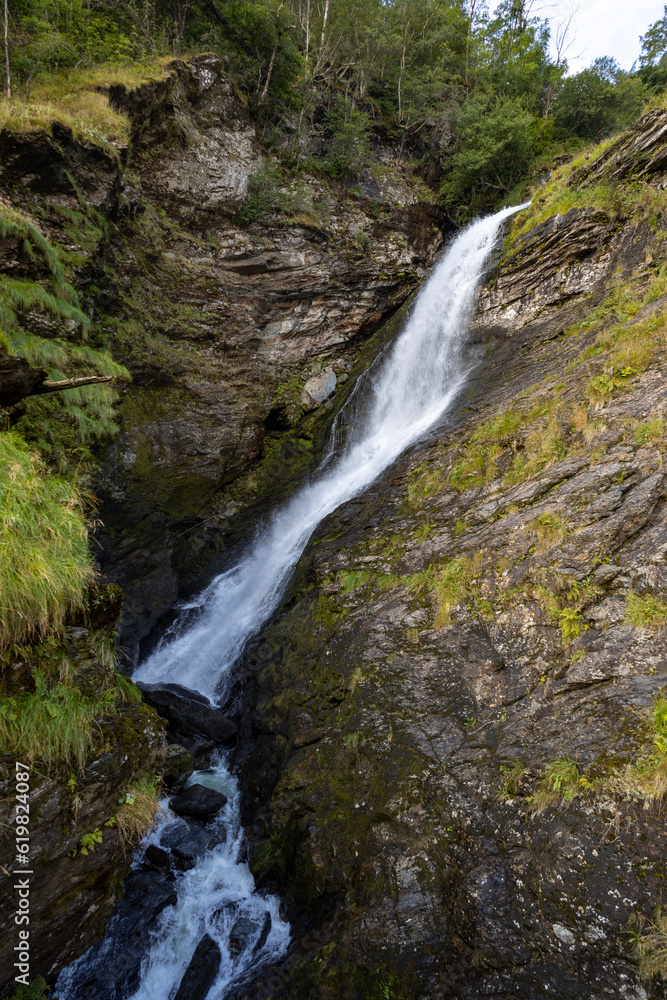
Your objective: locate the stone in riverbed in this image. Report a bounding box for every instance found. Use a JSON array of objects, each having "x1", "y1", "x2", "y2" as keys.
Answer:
[
  {"x1": 173, "y1": 934, "x2": 221, "y2": 1000},
  {"x1": 169, "y1": 783, "x2": 227, "y2": 821},
  {"x1": 163, "y1": 743, "x2": 196, "y2": 788},
  {"x1": 300, "y1": 368, "x2": 337, "y2": 411},
  {"x1": 228, "y1": 911, "x2": 272, "y2": 957},
  {"x1": 137, "y1": 681, "x2": 237, "y2": 745},
  {"x1": 144, "y1": 844, "x2": 171, "y2": 872},
  {"x1": 160, "y1": 817, "x2": 227, "y2": 869}
]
